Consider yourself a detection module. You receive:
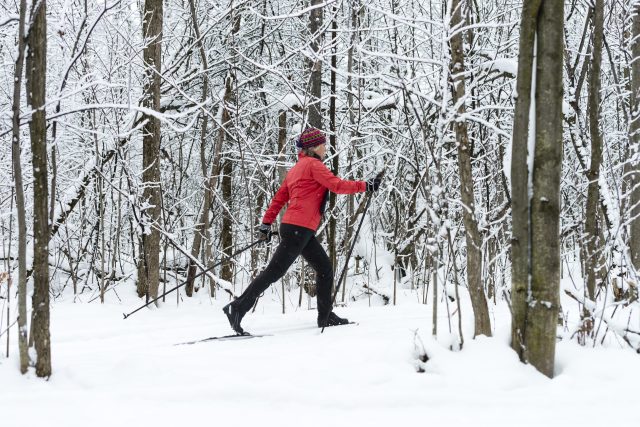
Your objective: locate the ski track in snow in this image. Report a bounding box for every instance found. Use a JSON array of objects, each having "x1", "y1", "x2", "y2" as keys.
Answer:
[{"x1": 0, "y1": 293, "x2": 638, "y2": 427}]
